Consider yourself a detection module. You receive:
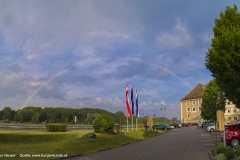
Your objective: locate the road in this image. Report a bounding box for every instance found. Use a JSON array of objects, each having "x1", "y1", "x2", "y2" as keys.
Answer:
[{"x1": 64, "y1": 126, "x2": 221, "y2": 160}]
